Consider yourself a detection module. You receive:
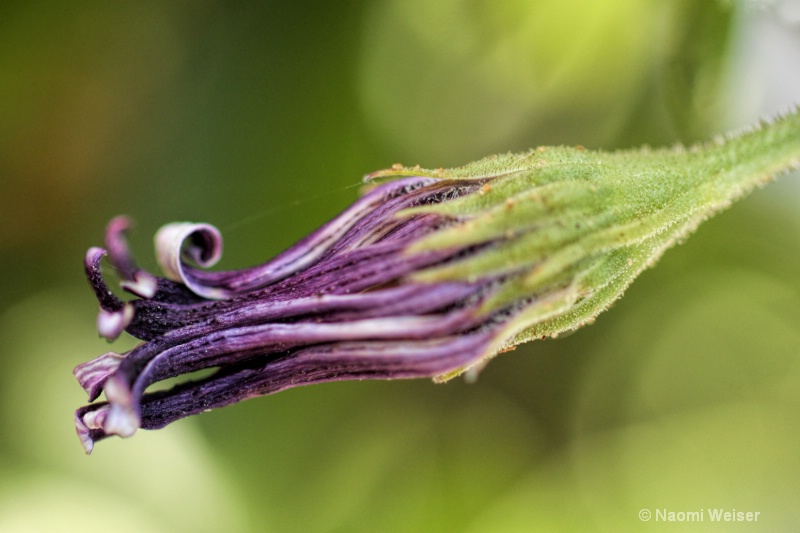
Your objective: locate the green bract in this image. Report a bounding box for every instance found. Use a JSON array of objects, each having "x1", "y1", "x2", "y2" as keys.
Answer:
[{"x1": 367, "y1": 109, "x2": 800, "y2": 380}]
